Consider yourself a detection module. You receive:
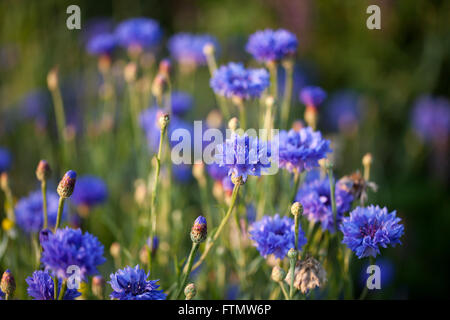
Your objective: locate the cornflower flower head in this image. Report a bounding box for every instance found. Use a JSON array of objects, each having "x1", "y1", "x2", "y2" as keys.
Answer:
[
  {"x1": 86, "y1": 33, "x2": 116, "y2": 57},
  {"x1": 70, "y1": 175, "x2": 108, "y2": 208},
  {"x1": 210, "y1": 62, "x2": 270, "y2": 100},
  {"x1": 411, "y1": 95, "x2": 450, "y2": 143},
  {"x1": 299, "y1": 86, "x2": 327, "y2": 109},
  {"x1": 26, "y1": 270, "x2": 81, "y2": 300},
  {"x1": 171, "y1": 91, "x2": 193, "y2": 117},
  {"x1": 15, "y1": 190, "x2": 66, "y2": 233},
  {"x1": 273, "y1": 128, "x2": 331, "y2": 173},
  {"x1": 215, "y1": 133, "x2": 271, "y2": 182},
  {"x1": 0, "y1": 147, "x2": 11, "y2": 173},
  {"x1": 40, "y1": 227, "x2": 106, "y2": 280},
  {"x1": 246, "y1": 29, "x2": 298, "y2": 63},
  {"x1": 168, "y1": 33, "x2": 219, "y2": 66},
  {"x1": 115, "y1": 18, "x2": 162, "y2": 51},
  {"x1": 340, "y1": 205, "x2": 404, "y2": 259},
  {"x1": 296, "y1": 177, "x2": 353, "y2": 233},
  {"x1": 206, "y1": 163, "x2": 229, "y2": 182},
  {"x1": 109, "y1": 265, "x2": 166, "y2": 300},
  {"x1": 249, "y1": 214, "x2": 307, "y2": 259}
]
